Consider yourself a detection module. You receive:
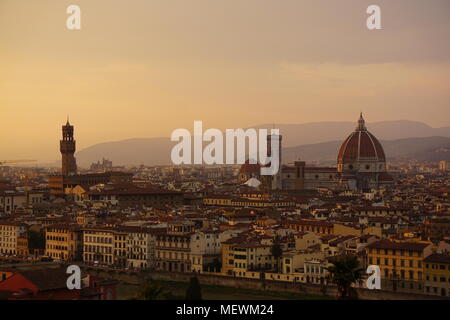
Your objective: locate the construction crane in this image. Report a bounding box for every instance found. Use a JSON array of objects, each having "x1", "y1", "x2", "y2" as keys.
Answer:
[{"x1": 0, "y1": 159, "x2": 37, "y2": 166}]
